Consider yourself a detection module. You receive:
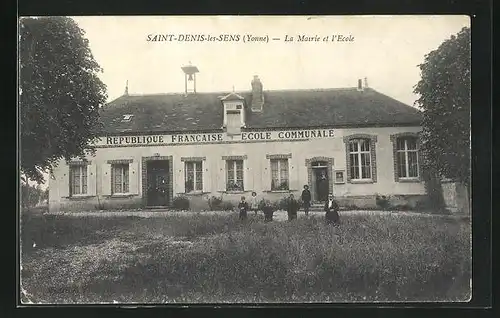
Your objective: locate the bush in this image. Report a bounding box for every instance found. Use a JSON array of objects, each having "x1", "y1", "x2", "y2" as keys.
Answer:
[
  {"x1": 274, "y1": 196, "x2": 302, "y2": 211},
  {"x1": 393, "y1": 204, "x2": 413, "y2": 211},
  {"x1": 375, "y1": 194, "x2": 391, "y2": 210},
  {"x1": 221, "y1": 201, "x2": 234, "y2": 211},
  {"x1": 343, "y1": 204, "x2": 360, "y2": 211},
  {"x1": 172, "y1": 196, "x2": 190, "y2": 211},
  {"x1": 208, "y1": 196, "x2": 223, "y2": 211},
  {"x1": 206, "y1": 196, "x2": 234, "y2": 211}
]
